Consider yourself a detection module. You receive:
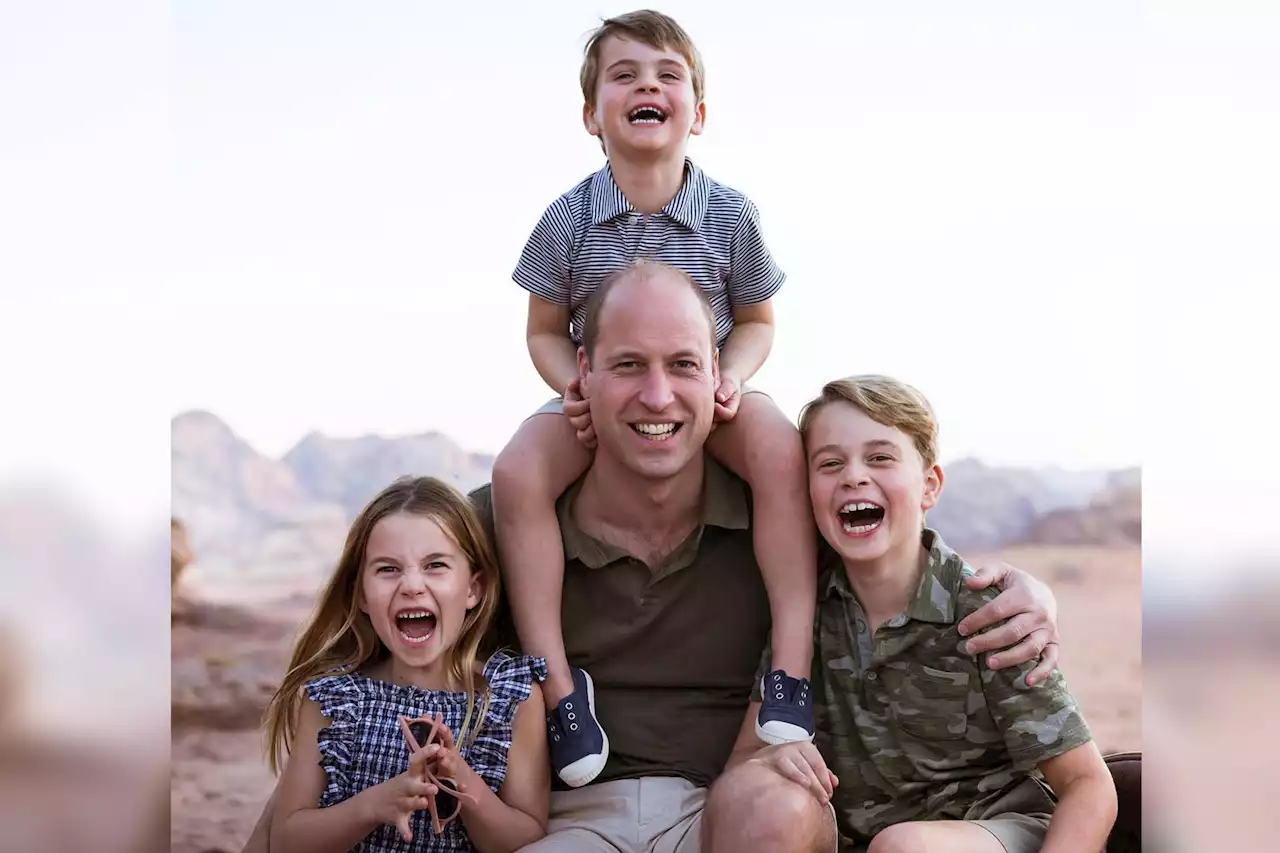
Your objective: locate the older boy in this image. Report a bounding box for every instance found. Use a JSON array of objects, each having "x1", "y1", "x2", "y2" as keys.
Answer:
[
  {"x1": 730, "y1": 376, "x2": 1117, "y2": 853},
  {"x1": 492, "y1": 10, "x2": 818, "y2": 788}
]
